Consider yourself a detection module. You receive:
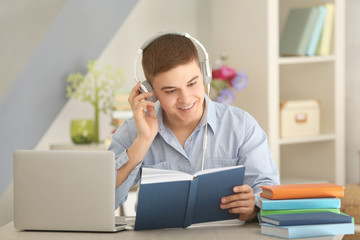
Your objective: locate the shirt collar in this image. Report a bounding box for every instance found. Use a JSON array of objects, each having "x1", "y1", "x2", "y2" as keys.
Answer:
[{"x1": 156, "y1": 95, "x2": 217, "y2": 135}]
